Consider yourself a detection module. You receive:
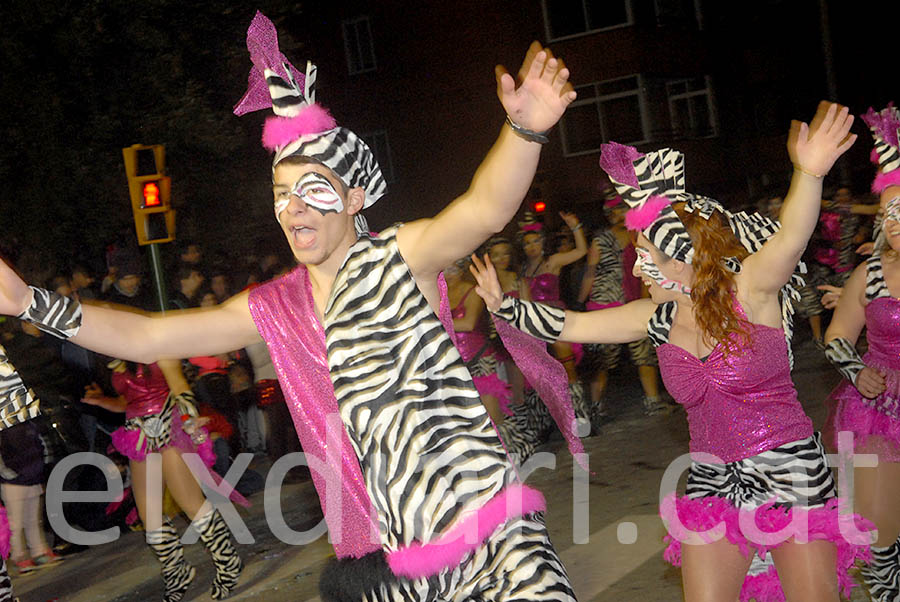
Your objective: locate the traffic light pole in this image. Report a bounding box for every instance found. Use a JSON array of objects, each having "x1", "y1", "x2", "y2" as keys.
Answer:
[{"x1": 147, "y1": 243, "x2": 168, "y2": 312}]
